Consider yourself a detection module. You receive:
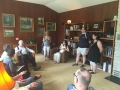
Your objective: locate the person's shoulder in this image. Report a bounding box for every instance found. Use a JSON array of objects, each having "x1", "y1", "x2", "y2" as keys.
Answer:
[{"x1": 88, "y1": 86, "x2": 95, "y2": 90}]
